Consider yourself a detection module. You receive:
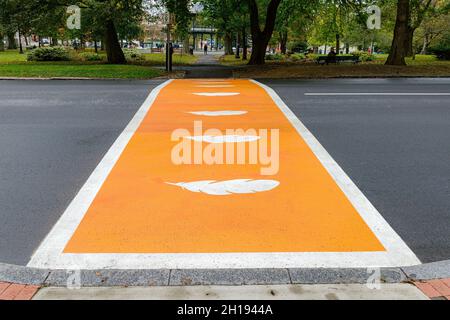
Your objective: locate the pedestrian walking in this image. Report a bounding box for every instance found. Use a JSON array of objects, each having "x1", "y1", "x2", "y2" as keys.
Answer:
[{"x1": 204, "y1": 43, "x2": 208, "y2": 55}]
